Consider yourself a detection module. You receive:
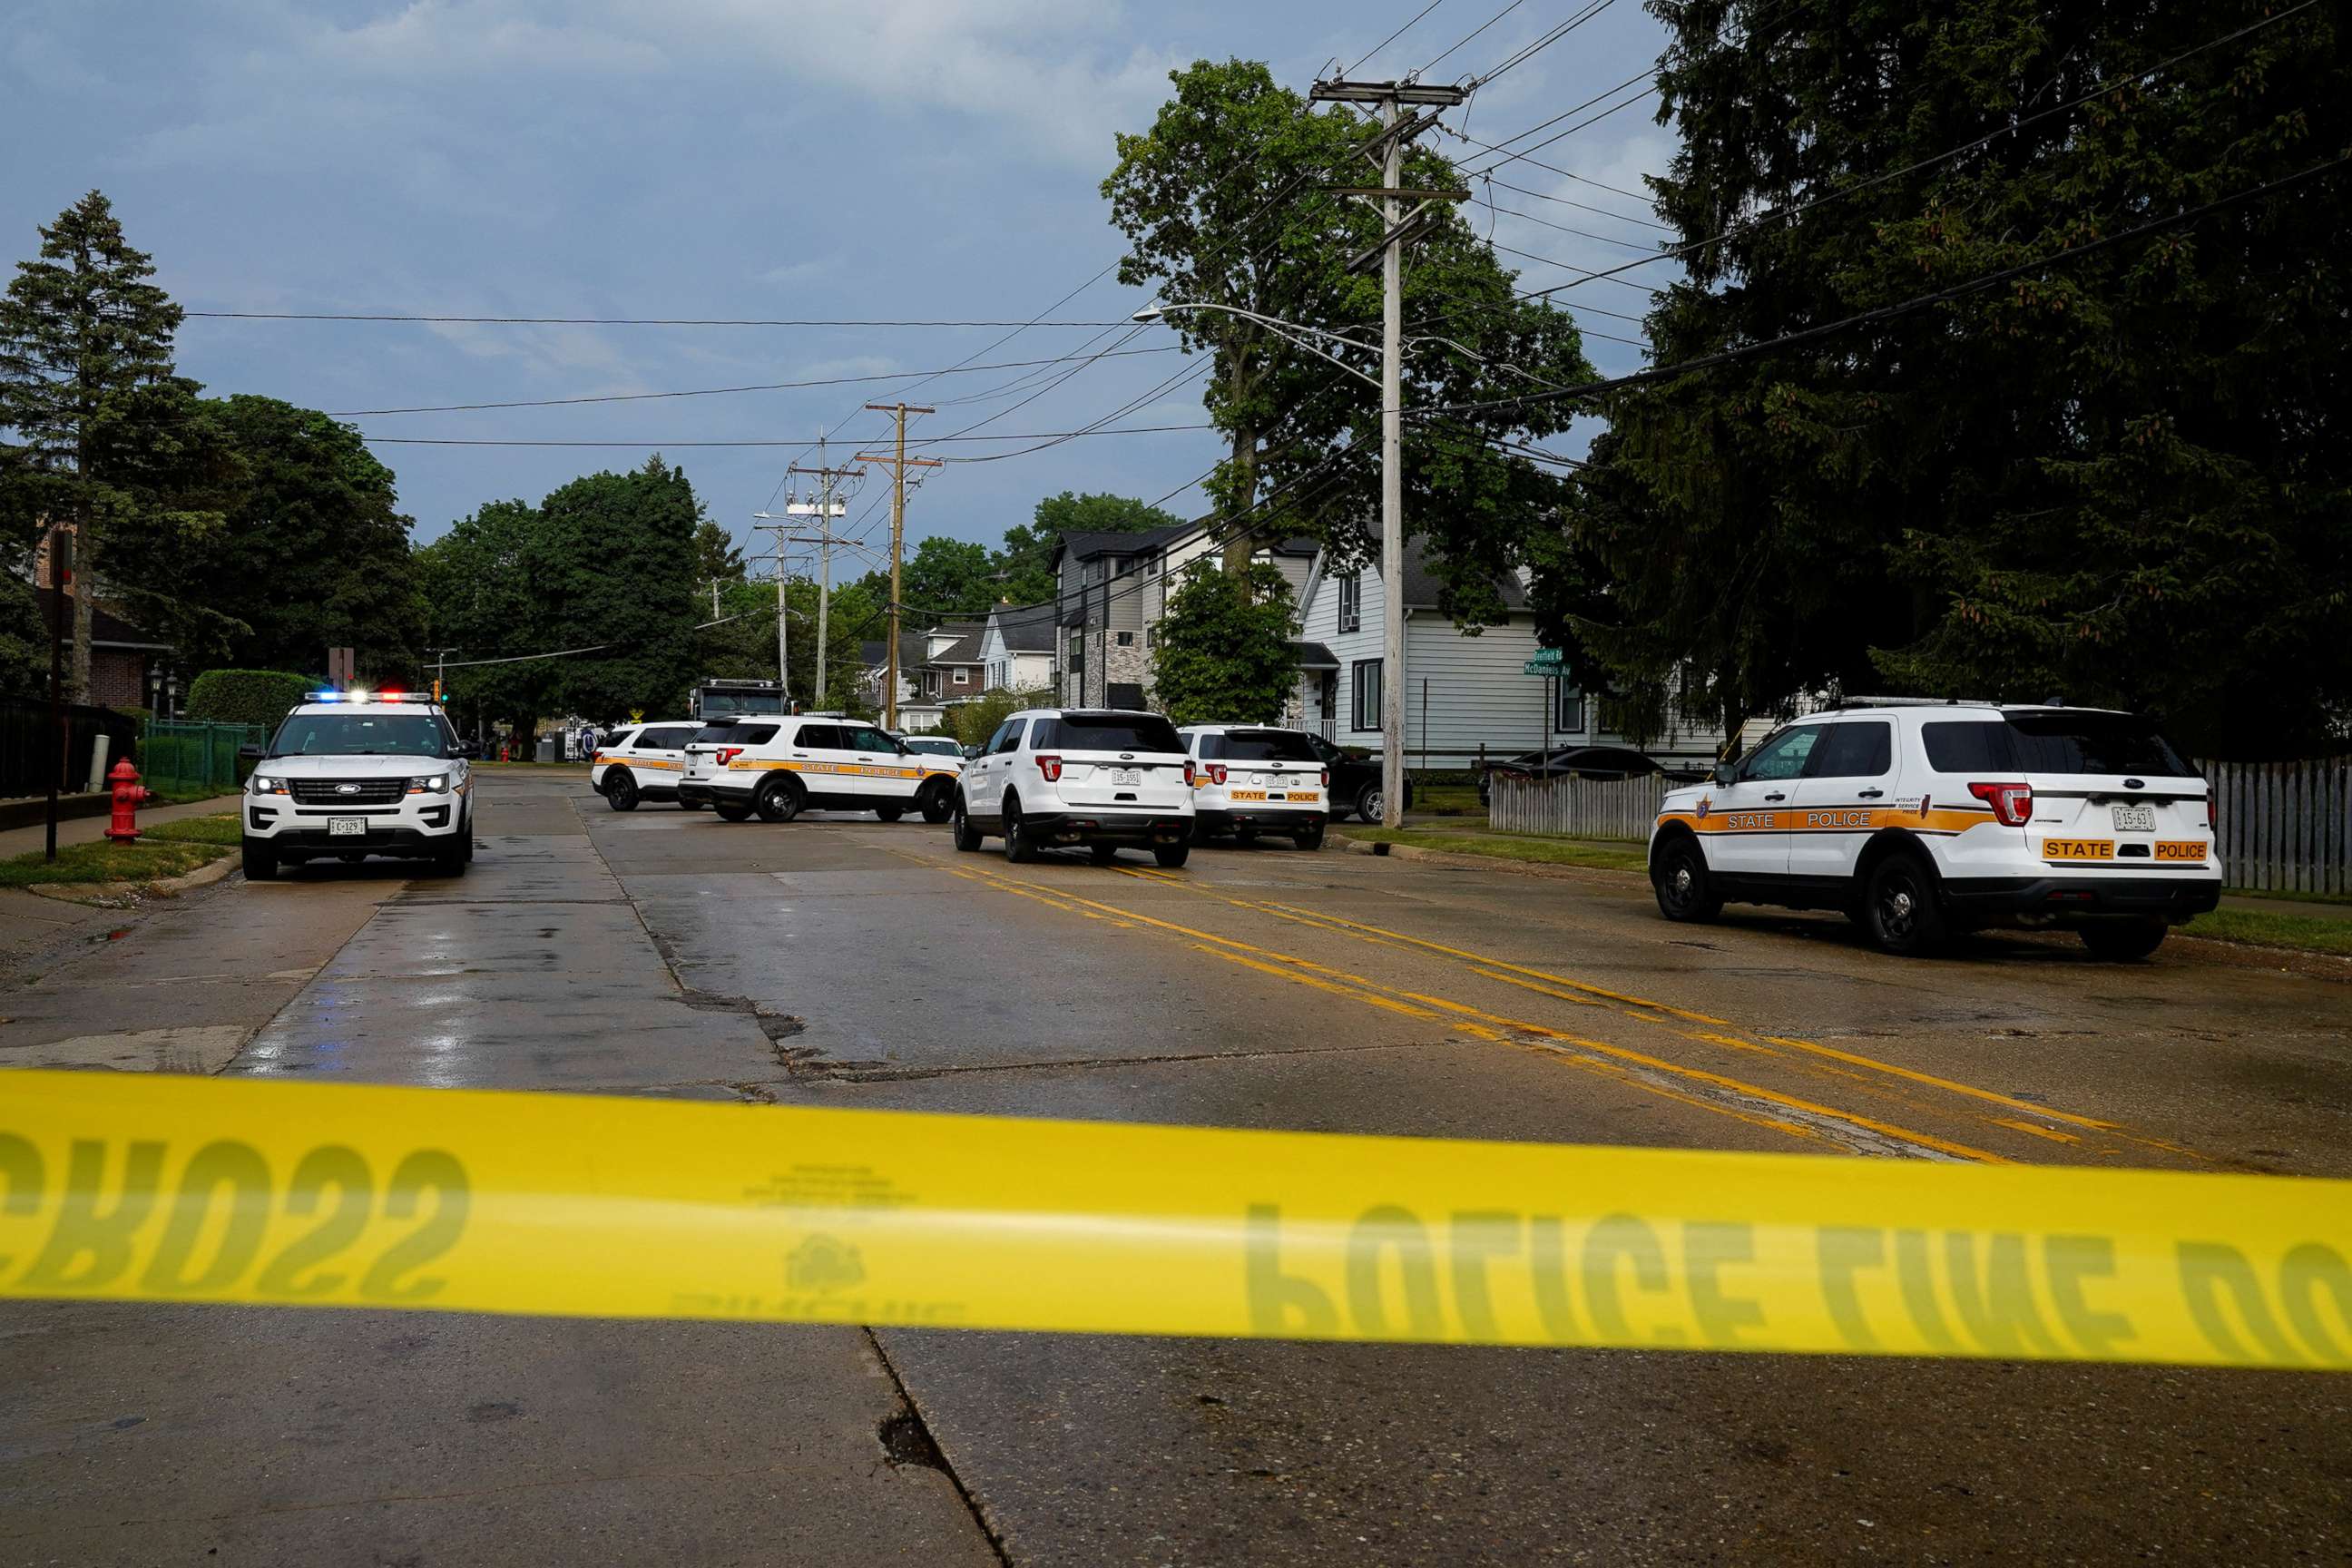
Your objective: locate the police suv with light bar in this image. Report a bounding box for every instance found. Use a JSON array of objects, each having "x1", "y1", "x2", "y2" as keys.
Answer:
[
  {"x1": 239, "y1": 690, "x2": 476, "y2": 881},
  {"x1": 1647, "y1": 701, "x2": 2220, "y2": 958}
]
